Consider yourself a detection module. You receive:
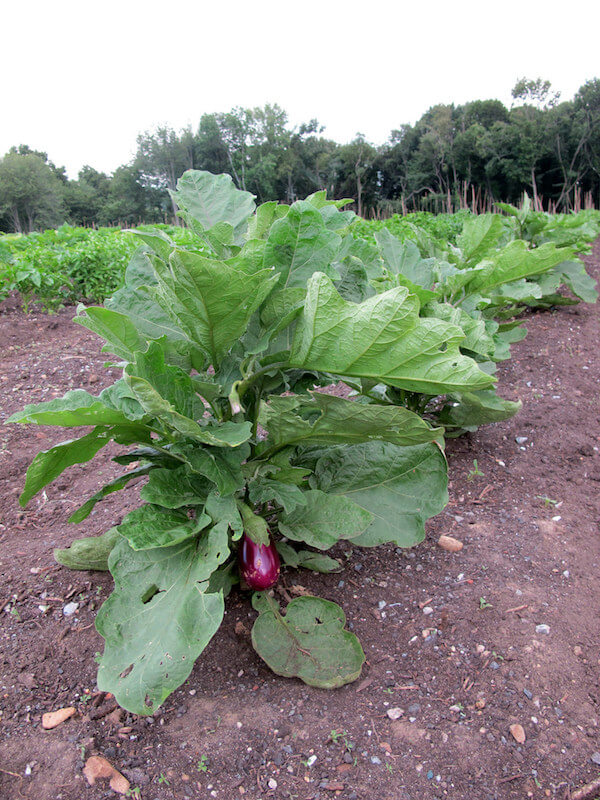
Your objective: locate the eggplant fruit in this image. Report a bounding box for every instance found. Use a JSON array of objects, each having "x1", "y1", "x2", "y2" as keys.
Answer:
[{"x1": 239, "y1": 533, "x2": 280, "y2": 590}]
